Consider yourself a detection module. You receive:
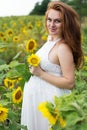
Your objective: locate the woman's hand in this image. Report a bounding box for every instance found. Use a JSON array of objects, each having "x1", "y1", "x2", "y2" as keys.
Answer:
[{"x1": 29, "y1": 65, "x2": 44, "y2": 77}]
